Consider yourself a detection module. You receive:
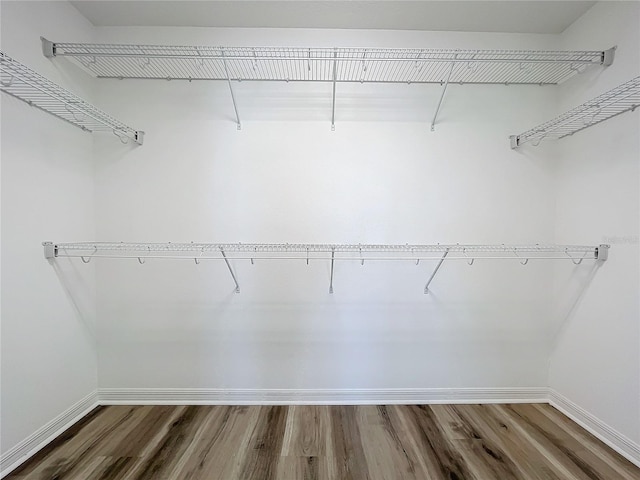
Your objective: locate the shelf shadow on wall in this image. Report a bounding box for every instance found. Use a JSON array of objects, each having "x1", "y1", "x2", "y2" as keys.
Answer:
[
  {"x1": 50, "y1": 257, "x2": 96, "y2": 340},
  {"x1": 549, "y1": 261, "x2": 602, "y2": 357}
]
